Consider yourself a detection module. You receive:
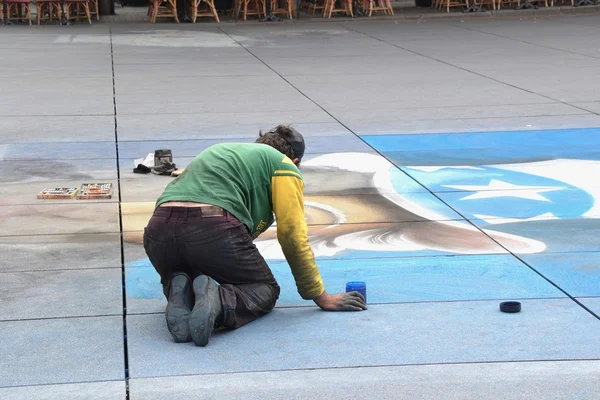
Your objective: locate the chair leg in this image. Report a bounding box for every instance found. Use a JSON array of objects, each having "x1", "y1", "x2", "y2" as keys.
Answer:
[
  {"x1": 86, "y1": 3, "x2": 91, "y2": 23},
  {"x1": 212, "y1": 2, "x2": 220, "y2": 21},
  {"x1": 170, "y1": 0, "x2": 180, "y2": 22},
  {"x1": 190, "y1": 0, "x2": 197, "y2": 21},
  {"x1": 151, "y1": 0, "x2": 158, "y2": 22}
]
